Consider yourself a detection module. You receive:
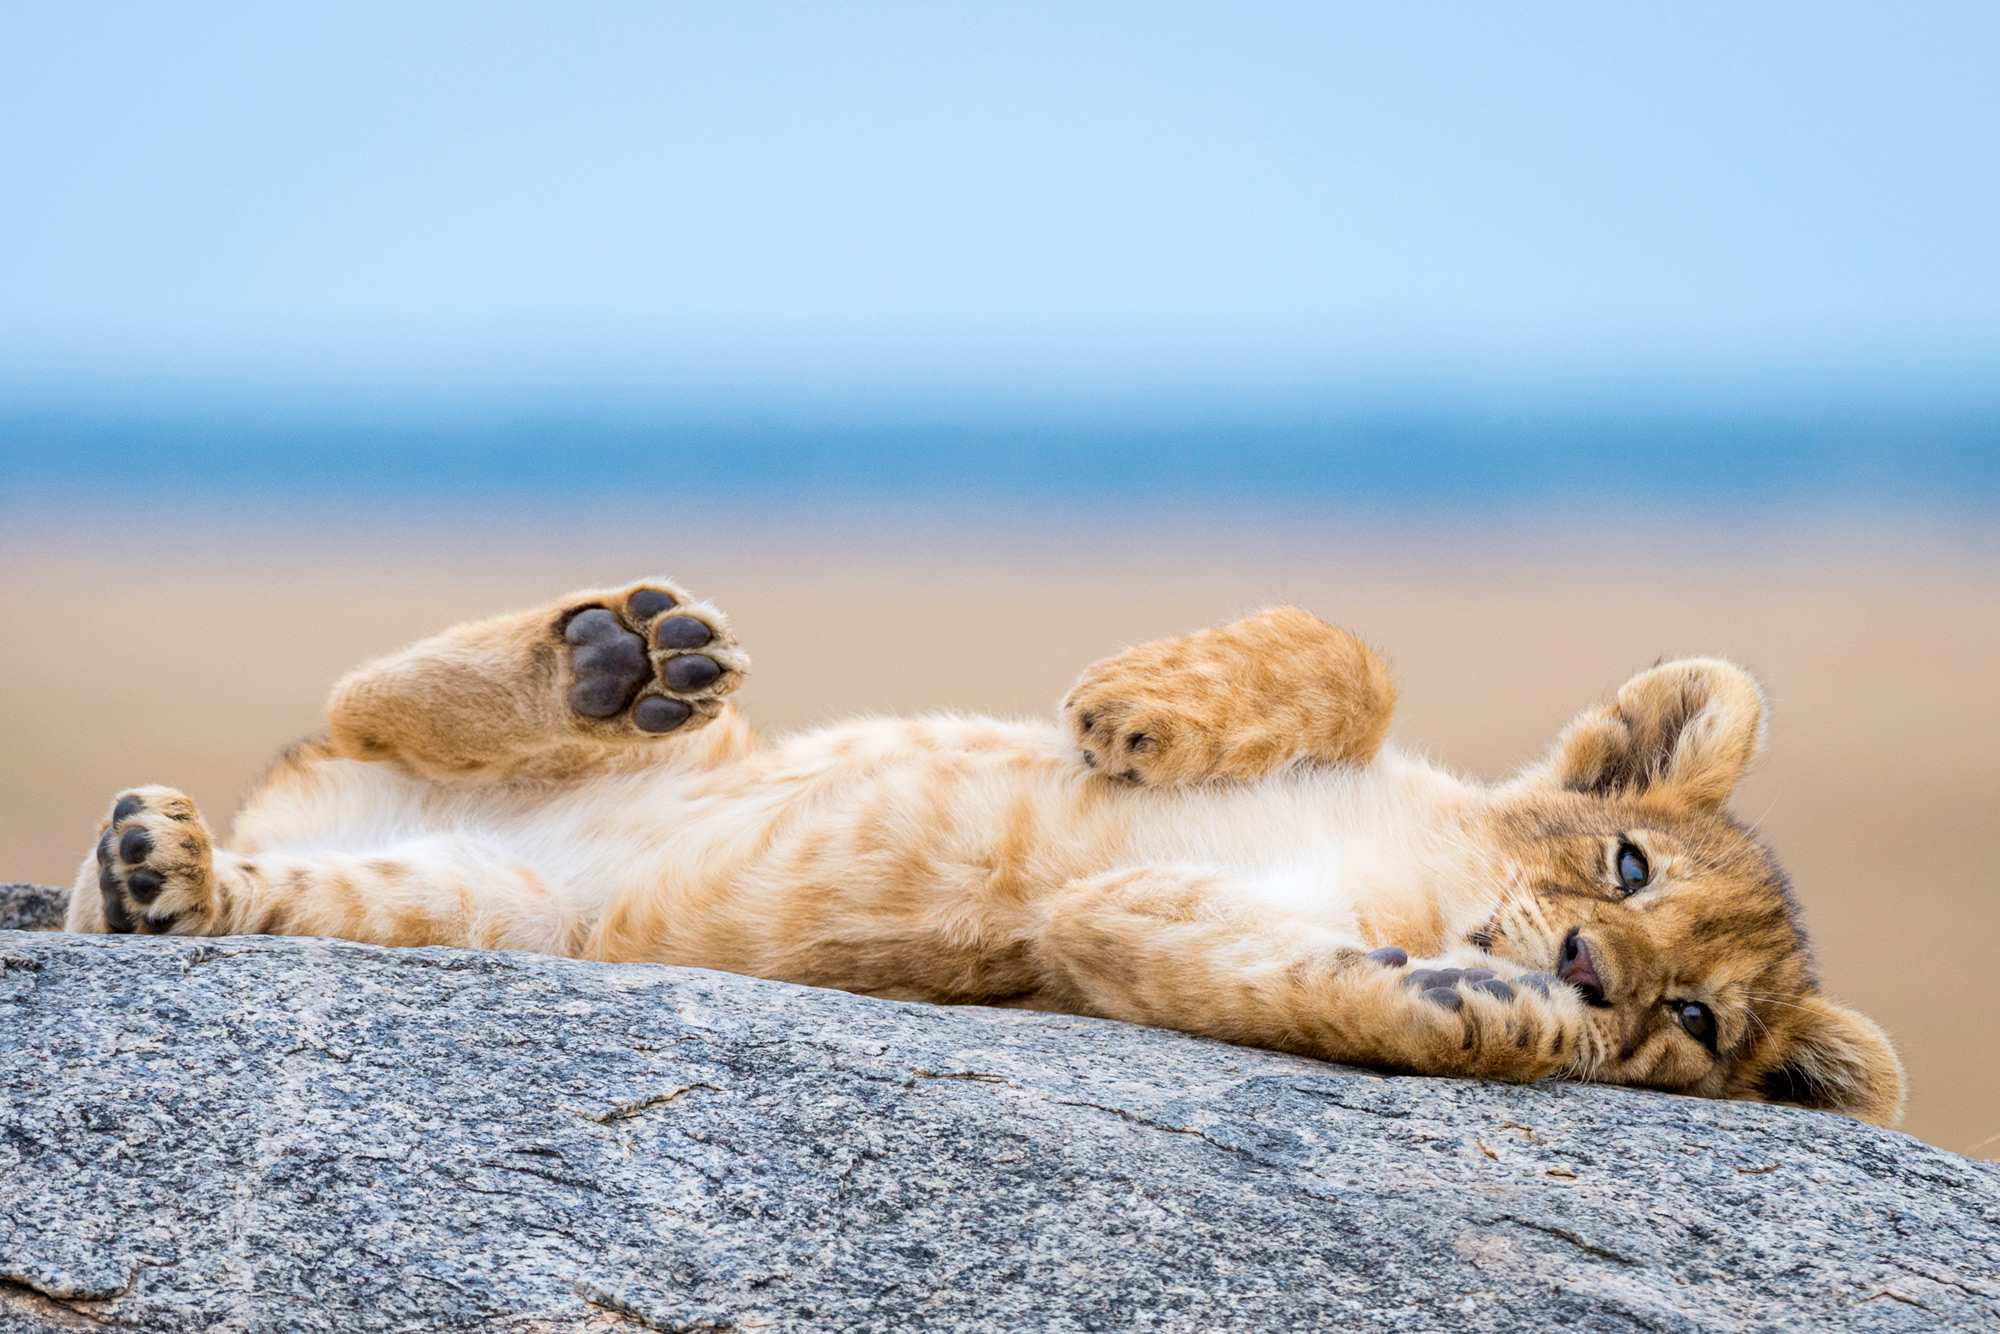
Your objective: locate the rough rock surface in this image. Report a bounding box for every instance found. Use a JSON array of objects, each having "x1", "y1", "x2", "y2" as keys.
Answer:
[
  {"x1": 0, "y1": 886, "x2": 65, "y2": 934},
  {"x1": 1, "y1": 884, "x2": 1997, "y2": 1332}
]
